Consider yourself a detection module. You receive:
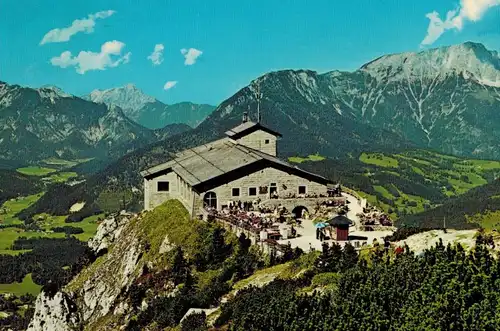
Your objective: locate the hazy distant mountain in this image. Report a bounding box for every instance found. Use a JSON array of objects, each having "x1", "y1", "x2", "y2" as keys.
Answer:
[
  {"x1": 0, "y1": 82, "x2": 191, "y2": 164},
  {"x1": 83, "y1": 84, "x2": 215, "y2": 129}
]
